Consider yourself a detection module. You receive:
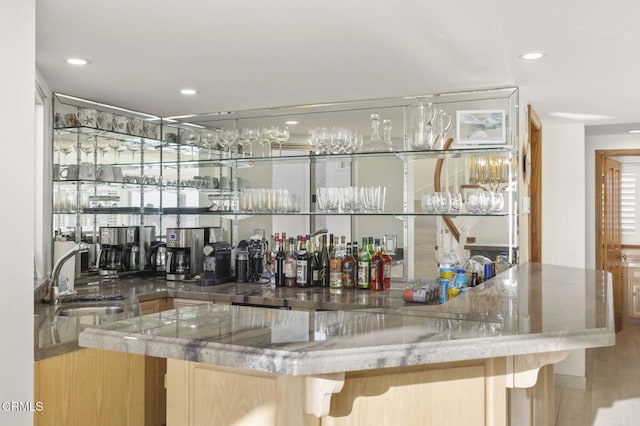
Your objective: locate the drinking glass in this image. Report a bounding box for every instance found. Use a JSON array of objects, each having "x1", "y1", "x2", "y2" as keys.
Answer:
[
  {"x1": 57, "y1": 138, "x2": 75, "y2": 164},
  {"x1": 408, "y1": 101, "x2": 436, "y2": 150},
  {"x1": 96, "y1": 138, "x2": 110, "y2": 163},
  {"x1": 200, "y1": 128, "x2": 220, "y2": 159},
  {"x1": 80, "y1": 138, "x2": 94, "y2": 162},
  {"x1": 275, "y1": 126, "x2": 290, "y2": 156},
  {"x1": 239, "y1": 127, "x2": 259, "y2": 158},
  {"x1": 127, "y1": 141, "x2": 139, "y2": 162},
  {"x1": 421, "y1": 192, "x2": 436, "y2": 213},
  {"x1": 107, "y1": 139, "x2": 123, "y2": 163},
  {"x1": 258, "y1": 127, "x2": 273, "y2": 157},
  {"x1": 219, "y1": 127, "x2": 238, "y2": 158}
]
